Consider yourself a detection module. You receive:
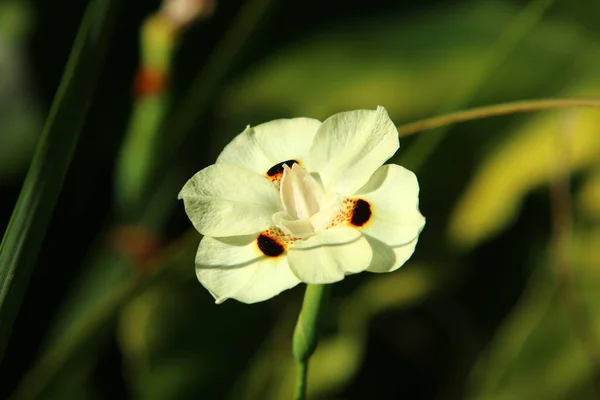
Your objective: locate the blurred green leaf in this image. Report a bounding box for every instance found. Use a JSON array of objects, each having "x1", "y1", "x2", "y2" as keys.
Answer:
[
  {"x1": 466, "y1": 246, "x2": 599, "y2": 400},
  {"x1": 449, "y1": 79, "x2": 600, "y2": 249},
  {"x1": 217, "y1": 0, "x2": 589, "y2": 148},
  {"x1": 0, "y1": 1, "x2": 42, "y2": 181},
  {"x1": 0, "y1": 0, "x2": 119, "y2": 360},
  {"x1": 0, "y1": 0, "x2": 33, "y2": 38},
  {"x1": 400, "y1": 0, "x2": 554, "y2": 172},
  {"x1": 11, "y1": 231, "x2": 198, "y2": 400},
  {"x1": 117, "y1": 266, "x2": 273, "y2": 400},
  {"x1": 43, "y1": 166, "x2": 186, "y2": 350}
]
